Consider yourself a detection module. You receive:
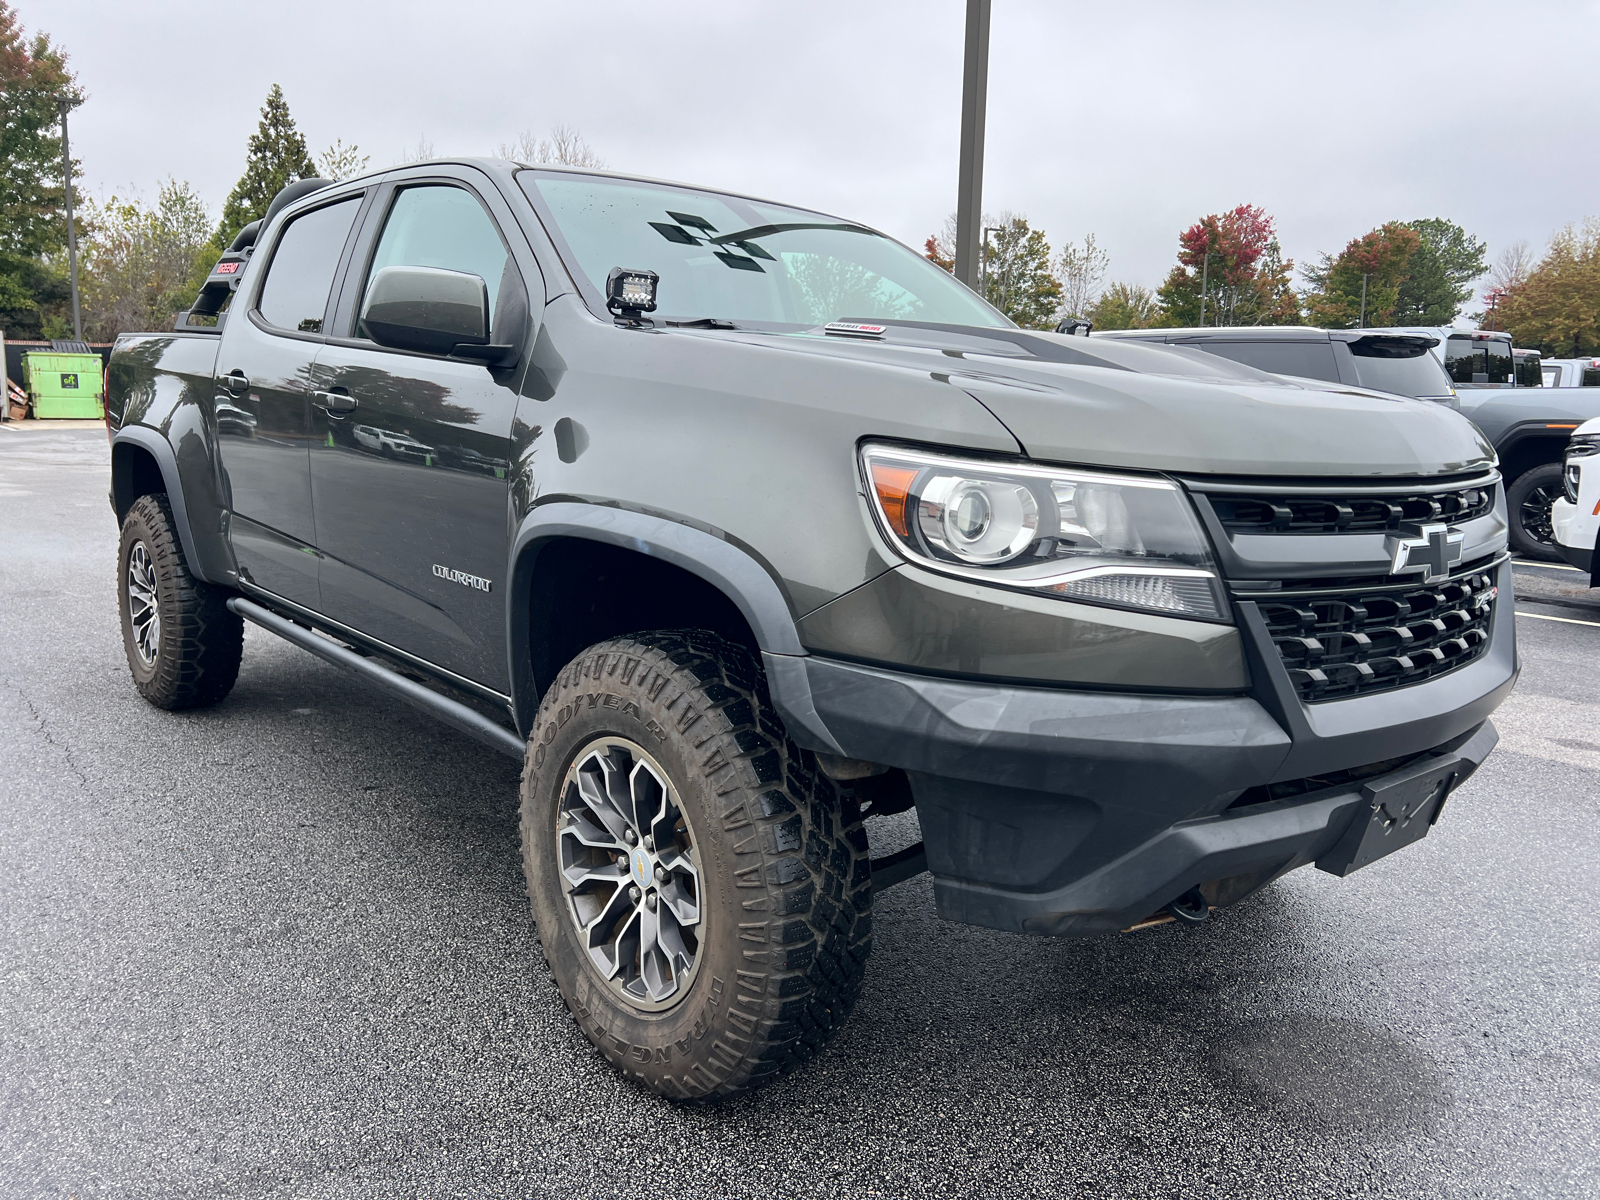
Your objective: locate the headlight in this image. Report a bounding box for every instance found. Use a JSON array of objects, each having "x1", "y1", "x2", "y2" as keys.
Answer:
[
  {"x1": 860, "y1": 443, "x2": 1228, "y2": 621},
  {"x1": 1566, "y1": 433, "x2": 1600, "y2": 459},
  {"x1": 1565, "y1": 463, "x2": 1582, "y2": 505}
]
